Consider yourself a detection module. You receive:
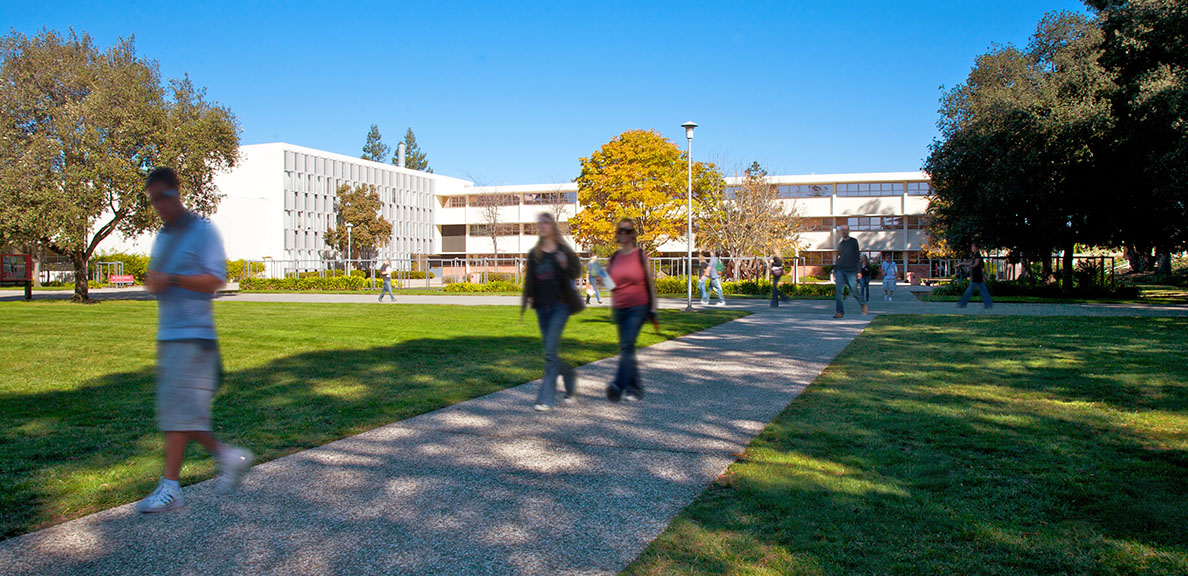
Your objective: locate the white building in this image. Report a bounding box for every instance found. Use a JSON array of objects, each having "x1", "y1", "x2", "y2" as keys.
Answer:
[{"x1": 100, "y1": 142, "x2": 933, "y2": 277}]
